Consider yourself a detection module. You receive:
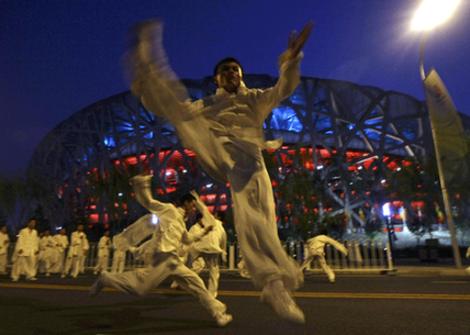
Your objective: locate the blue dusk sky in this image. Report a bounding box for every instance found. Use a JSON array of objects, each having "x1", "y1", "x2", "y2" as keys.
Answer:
[{"x1": 1, "y1": 0, "x2": 469, "y2": 176}]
